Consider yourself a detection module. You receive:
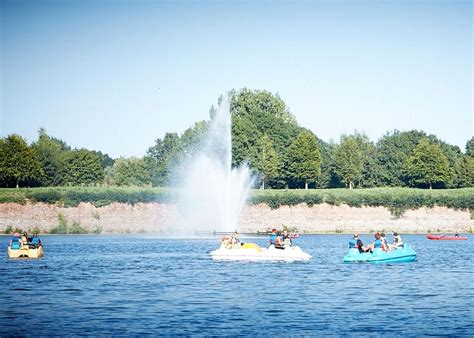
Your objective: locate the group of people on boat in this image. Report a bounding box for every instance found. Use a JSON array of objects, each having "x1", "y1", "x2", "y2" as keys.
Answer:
[
  {"x1": 9, "y1": 231, "x2": 42, "y2": 250},
  {"x1": 221, "y1": 231, "x2": 241, "y2": 249},
  {"x1": 349, "y1": 232, "x2": 403, "y2": 253},
  {"x1": 269, "y1": 228, "x2": 293, "y2": 249},
  {"x1": 220, "y1": 228, "x2": 297, "y2": 250}
]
